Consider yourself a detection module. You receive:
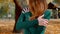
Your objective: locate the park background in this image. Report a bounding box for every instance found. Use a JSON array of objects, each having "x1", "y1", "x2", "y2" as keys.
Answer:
[{"x1": 0, "y1": 0, "x2": 60, "y2": 34}]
